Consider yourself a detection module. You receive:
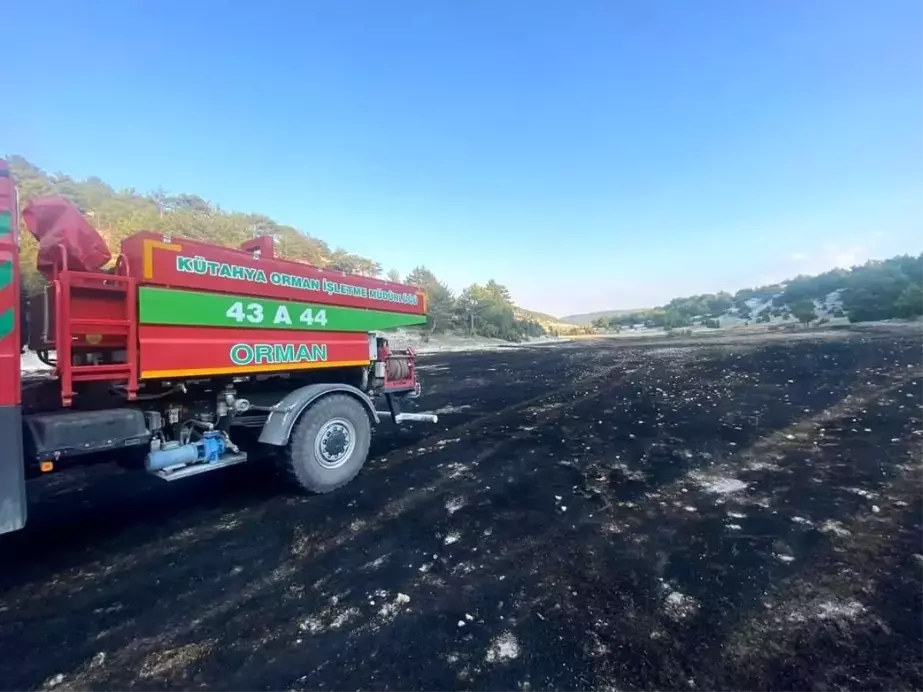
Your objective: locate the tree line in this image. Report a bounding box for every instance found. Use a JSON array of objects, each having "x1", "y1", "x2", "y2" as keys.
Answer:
[
  {"x1": 8, "y1": 156, "x2": 546, "y2": 342},
  {"x1": 591, "y1": 253, "x2": 923, "y2": 331},
  {"x1": 403, "y1": 268, "x2": 546, "y2": 341}
]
